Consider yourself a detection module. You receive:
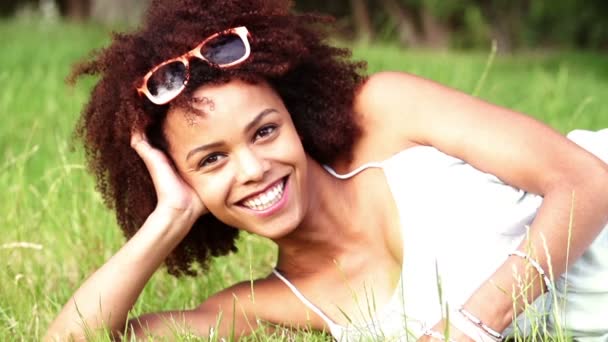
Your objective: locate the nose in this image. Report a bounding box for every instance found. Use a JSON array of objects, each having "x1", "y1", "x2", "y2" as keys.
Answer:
[{"x1": 234, "y1": 147, "x2": 269, "y2": 184}]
